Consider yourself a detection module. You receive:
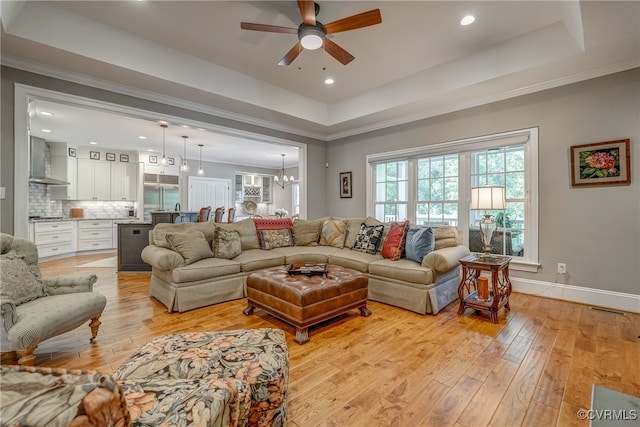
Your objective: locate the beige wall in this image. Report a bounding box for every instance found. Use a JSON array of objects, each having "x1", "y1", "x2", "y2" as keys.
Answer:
[
  {"x1": 0, "y1": 66, "x2": 328, "y2": 232},
  {"x1": 325, "y1": 68, "x2": 640, "y2": 295}
]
